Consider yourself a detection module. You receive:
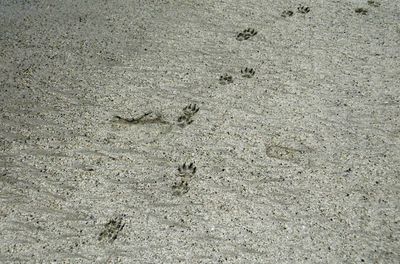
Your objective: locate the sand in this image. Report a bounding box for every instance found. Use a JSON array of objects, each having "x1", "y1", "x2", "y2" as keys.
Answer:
[{"x1": 0, "y1": 0, "x2": 399, "y2": 263}]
